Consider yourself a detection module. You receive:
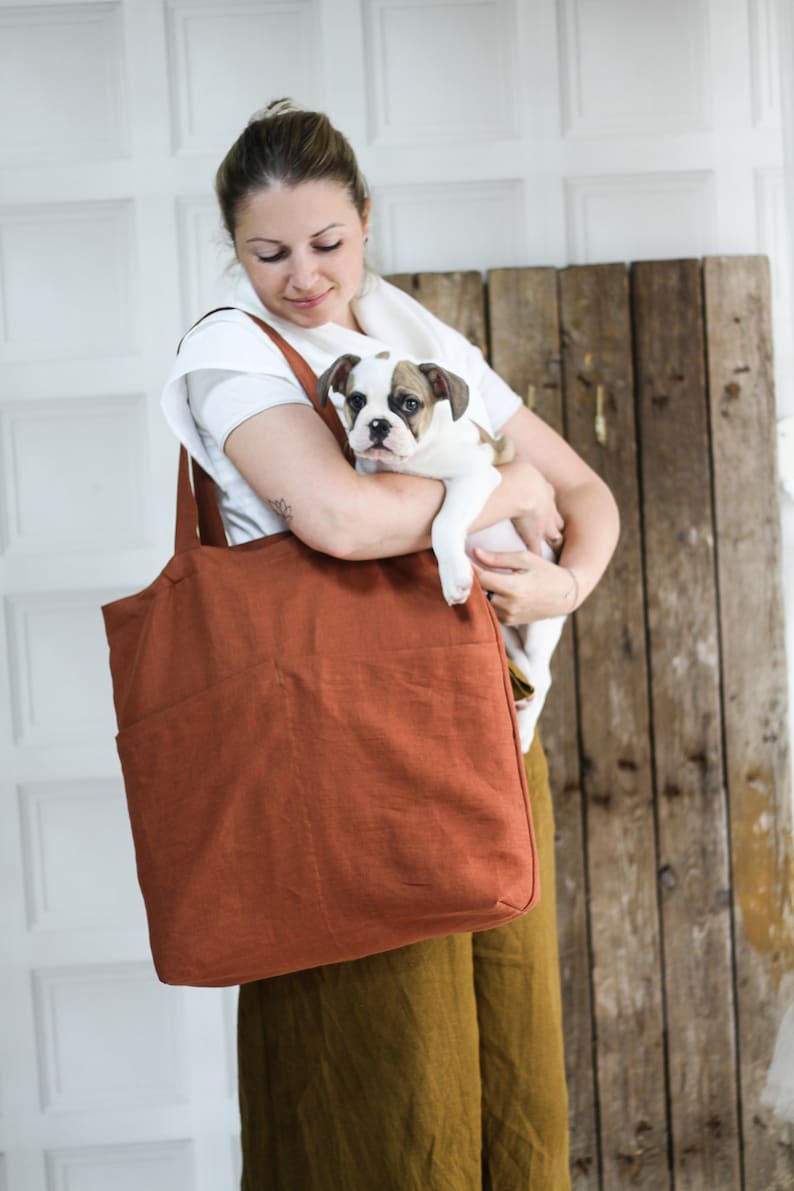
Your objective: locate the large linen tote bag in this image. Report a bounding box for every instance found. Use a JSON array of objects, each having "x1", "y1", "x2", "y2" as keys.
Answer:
[{"x1": 102, "y1": 313, "x2": 539, "y2": 987}]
